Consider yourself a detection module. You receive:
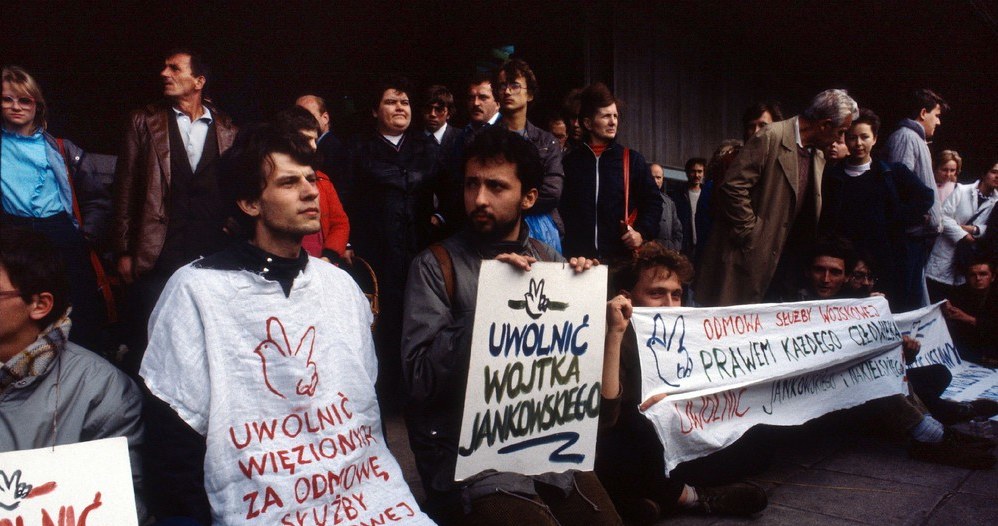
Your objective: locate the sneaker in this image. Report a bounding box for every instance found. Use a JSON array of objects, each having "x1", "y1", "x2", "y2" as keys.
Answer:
[
  {"x1": 908, "y1": 435, "x2": 997, "y2": 469},
  {"x1": 615, "y1": 497, "x2": 660, "y2": 525},
  {"x1": 970, "y1": 399, "x2": 998, "y2": 419},
  {"x1": 695, "y1": 483, "x2": 768, "y2": 516}
]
